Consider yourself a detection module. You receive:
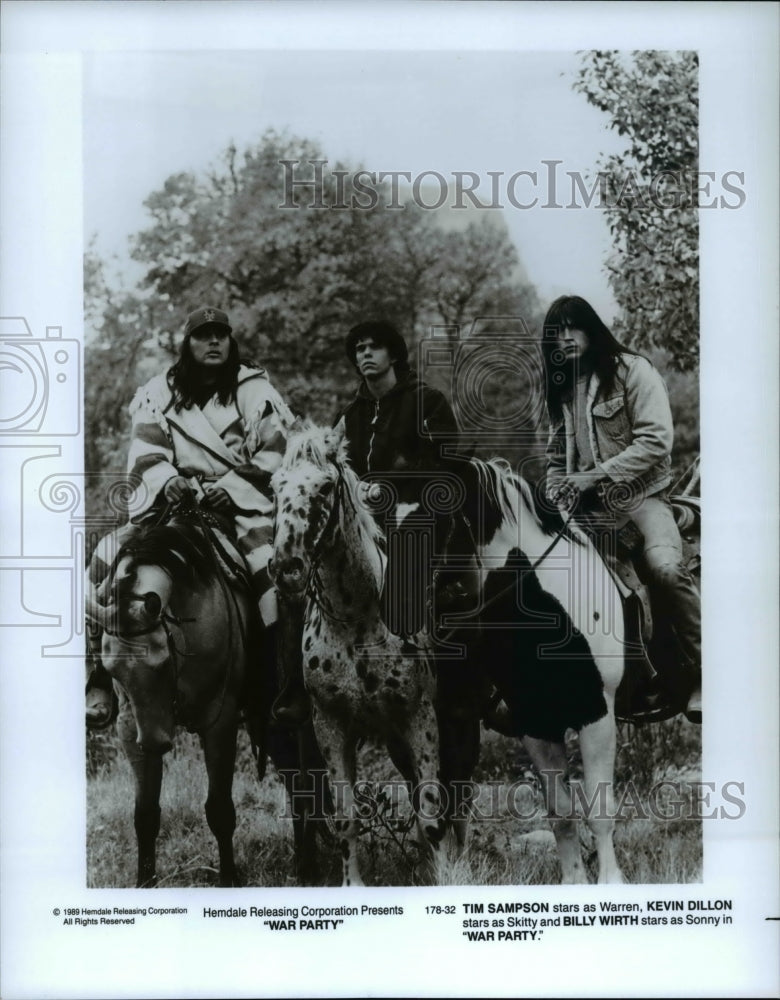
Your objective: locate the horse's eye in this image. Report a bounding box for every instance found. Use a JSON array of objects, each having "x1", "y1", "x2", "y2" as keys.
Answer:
[
  {"x1": 143, "y1": 593, "x2": 162, "y2": 619},
  {"x1": 320, "y1": 481, "x2": 335, "y2": 496}
]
